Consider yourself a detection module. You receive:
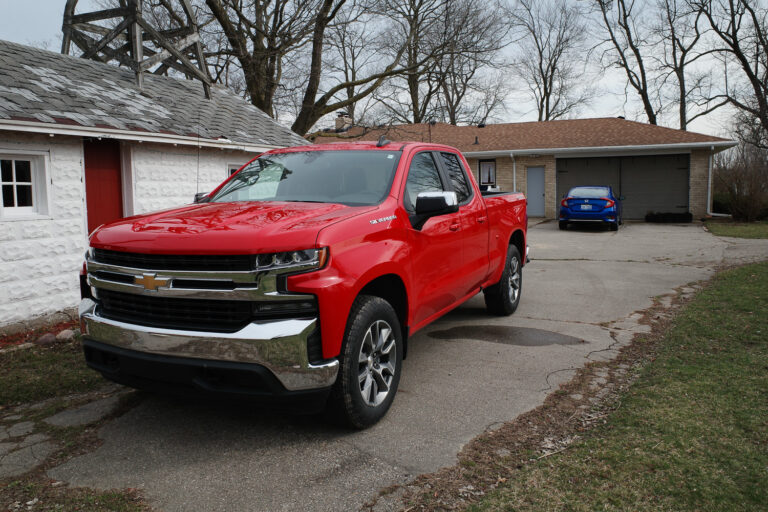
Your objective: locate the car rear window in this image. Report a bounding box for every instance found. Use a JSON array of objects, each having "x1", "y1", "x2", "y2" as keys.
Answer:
[{"x1": 568, "y1": 187, "x2": 610, "y2": 198}]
